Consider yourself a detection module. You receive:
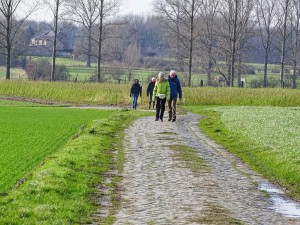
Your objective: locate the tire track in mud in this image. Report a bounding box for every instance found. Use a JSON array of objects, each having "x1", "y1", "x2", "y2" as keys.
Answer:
[{"x1": 113, "y1": 113, "x2": 300, "y2": 225}]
